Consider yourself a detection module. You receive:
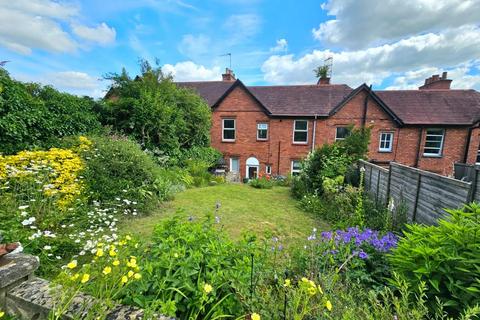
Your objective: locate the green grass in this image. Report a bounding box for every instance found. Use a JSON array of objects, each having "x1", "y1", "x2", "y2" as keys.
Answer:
[{"x1": 120, "y1": 184, "x2": 329, "y2": 245}]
